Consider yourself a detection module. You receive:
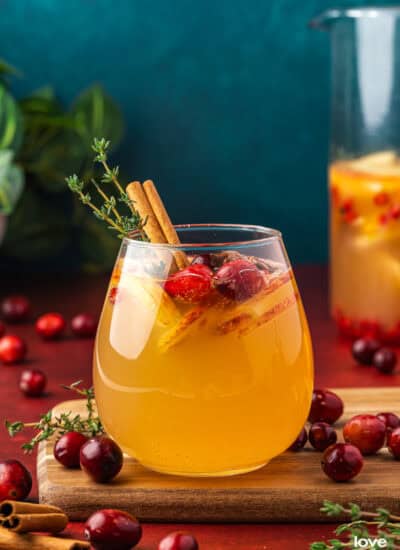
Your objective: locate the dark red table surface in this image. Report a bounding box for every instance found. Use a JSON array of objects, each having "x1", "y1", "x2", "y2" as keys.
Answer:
[{"x1": 1, "y1": 265, "x2": 398, "y2": 549}]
